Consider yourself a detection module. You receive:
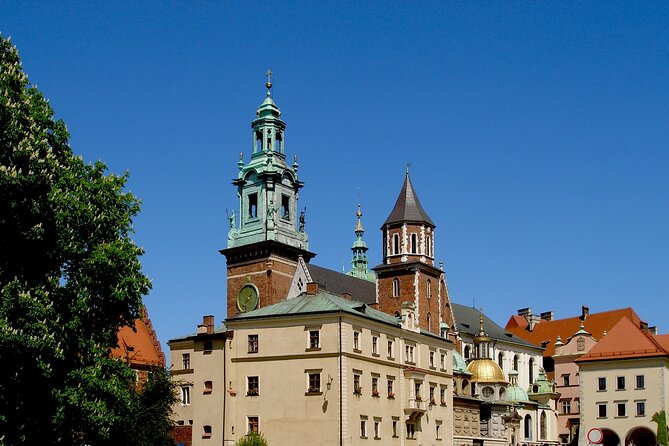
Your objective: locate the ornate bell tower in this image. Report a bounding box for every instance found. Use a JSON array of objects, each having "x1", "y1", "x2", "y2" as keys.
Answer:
[{"x1": 221, "y1": 72, "x2": 314, "y2": 317}]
